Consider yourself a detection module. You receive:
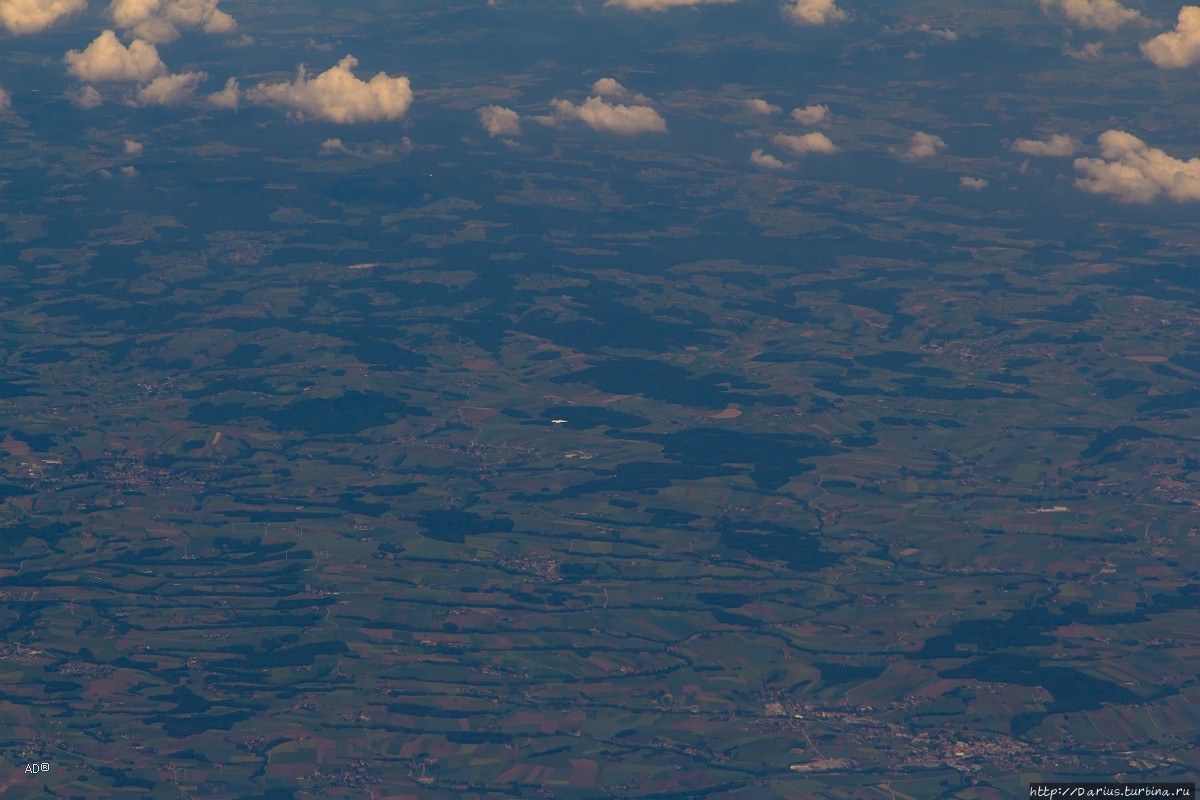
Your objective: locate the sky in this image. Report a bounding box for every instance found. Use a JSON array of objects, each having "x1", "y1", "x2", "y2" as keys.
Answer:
[{"x1": 0, "y1": 0, "x2": 1199, "y2": 206}]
